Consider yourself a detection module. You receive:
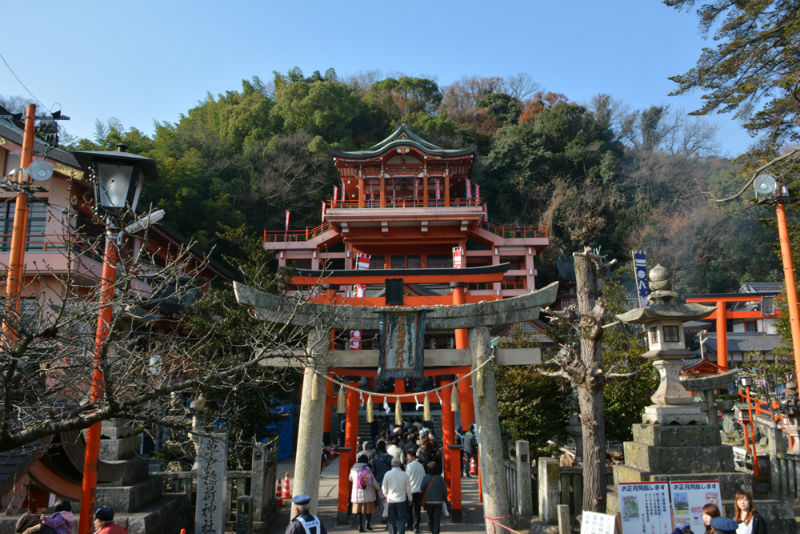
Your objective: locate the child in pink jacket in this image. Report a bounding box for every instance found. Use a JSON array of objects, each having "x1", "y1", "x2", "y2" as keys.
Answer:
[{"x1": 42, "y1": 501, "x2": 76, "y2": 534}]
